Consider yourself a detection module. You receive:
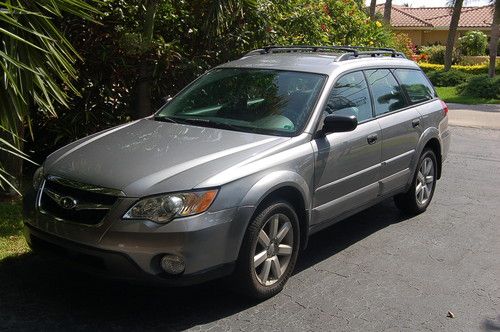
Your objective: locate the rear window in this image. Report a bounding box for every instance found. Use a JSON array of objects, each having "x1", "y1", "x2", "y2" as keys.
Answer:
[{"x1": 394, "y1": 69, "x2": 436, "y2": 104}]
